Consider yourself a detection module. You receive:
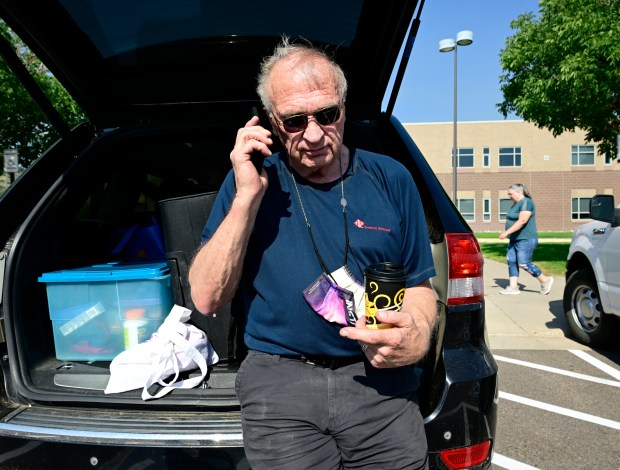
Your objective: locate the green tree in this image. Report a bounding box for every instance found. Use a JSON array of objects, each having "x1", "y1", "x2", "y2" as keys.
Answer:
[
  {"x1": 0, "y1": 20, "x2": 85, "y2": 173},
  {"x1": 498, "y1": 0, "x2": 620, "y2": 160}
]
